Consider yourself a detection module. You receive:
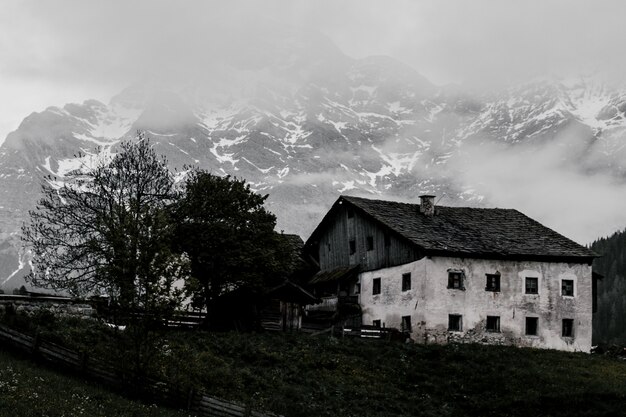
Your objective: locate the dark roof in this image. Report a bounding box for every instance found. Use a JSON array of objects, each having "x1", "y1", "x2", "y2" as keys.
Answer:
[
  {"x1": 265, "y1": 281, "x2": 320, "y2": 304},
  {"x1": 307, "y1": 195, "x2": 597, "y2": 262},
  {"x1": 282, "y1": 234, "x2": 304, "y2": 253},
  {"x1": 309, "y1": 265, "x2": 360, "y2": 285}
]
